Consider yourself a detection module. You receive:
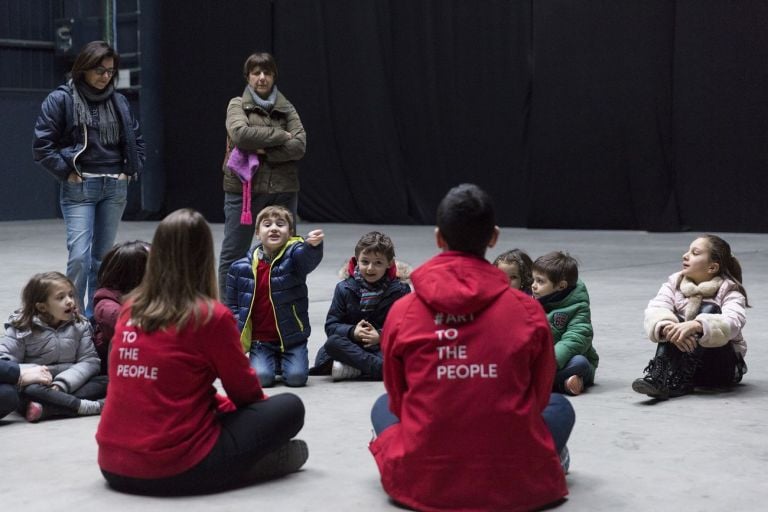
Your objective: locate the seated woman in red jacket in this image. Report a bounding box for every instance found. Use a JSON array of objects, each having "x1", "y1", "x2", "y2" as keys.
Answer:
[{"x1": 96, "y1": 208, "x2": 307, "y2": 495}]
